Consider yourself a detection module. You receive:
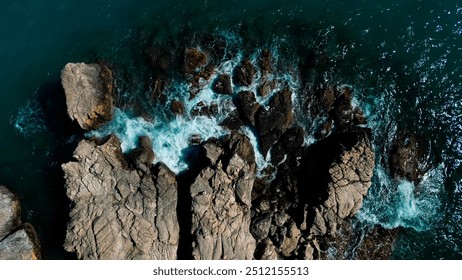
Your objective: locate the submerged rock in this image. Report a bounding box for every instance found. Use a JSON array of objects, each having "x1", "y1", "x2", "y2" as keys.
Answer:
[
  {"x1": 61, "y1": 63, "x2": 114, "y2": 130},
  {"x1": 62, "y1": 135, "x2": 179, "y2": 259},
  {"x1": 190, "y1": 133, "x2": 256, "y2": 259},
  {"x1": 0, "y1": 186, "x2": 41, "y2": 260},
  {"x1": 389, "y1": 132, "x2": 428, "y2": 184}
]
